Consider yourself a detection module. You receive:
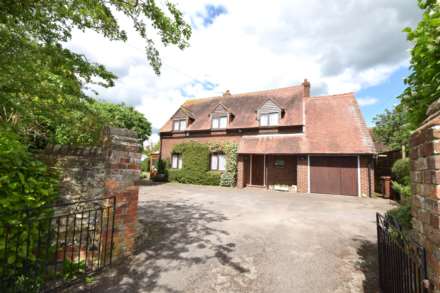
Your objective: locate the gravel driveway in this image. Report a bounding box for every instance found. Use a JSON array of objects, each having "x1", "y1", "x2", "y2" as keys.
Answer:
[{"x1": 84, "y1": 183, "x2": 394, "y2": 293}]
